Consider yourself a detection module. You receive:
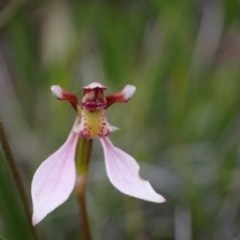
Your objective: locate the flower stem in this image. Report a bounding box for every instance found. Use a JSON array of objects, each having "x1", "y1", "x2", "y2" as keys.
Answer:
[
  {"x1": 75, "y1": 137, "x2": 93, "y2": 240},
  {"x1": 0, "y1": 120, "x2": 38, "y2": 239}
]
